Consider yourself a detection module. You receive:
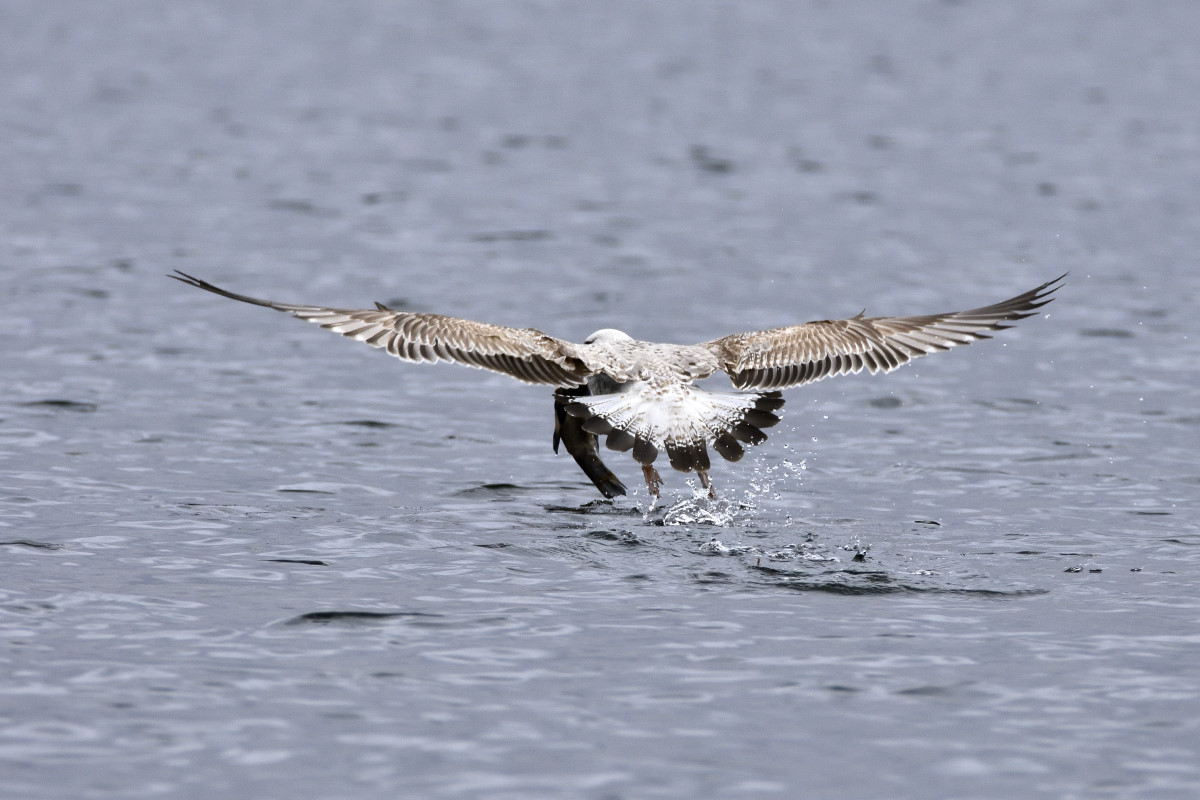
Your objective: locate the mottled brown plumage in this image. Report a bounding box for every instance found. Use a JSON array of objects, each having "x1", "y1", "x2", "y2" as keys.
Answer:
[{"x1": 703, "y1": 278, "x2": 1060, "y2": 390}]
